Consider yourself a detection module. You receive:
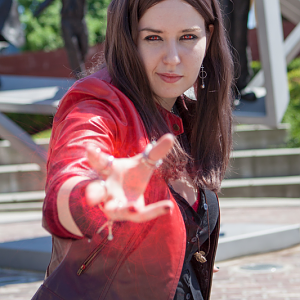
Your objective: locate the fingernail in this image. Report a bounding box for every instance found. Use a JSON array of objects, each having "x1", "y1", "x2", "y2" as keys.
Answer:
[
  {"x1": 164, "y1": 206, "x2": 171, "y2": 212},
  {"x1": 216, "y1": 266, "x2": 220, "y2": 270},
  {"x1": 128, "y1": 206, "x2": 137, "y2": 213}
]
